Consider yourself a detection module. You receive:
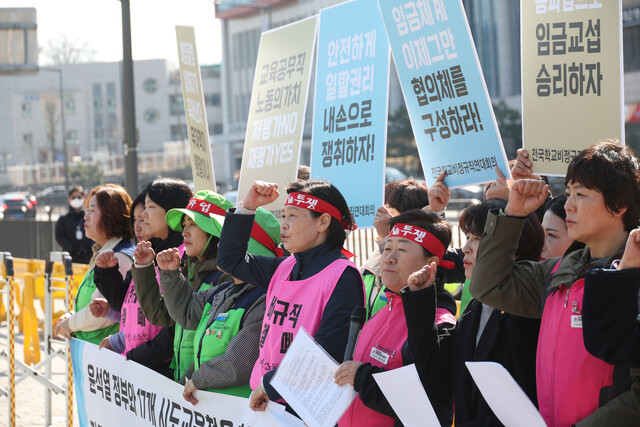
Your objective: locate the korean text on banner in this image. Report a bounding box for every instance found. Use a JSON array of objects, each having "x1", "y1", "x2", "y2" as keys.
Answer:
[
  {"x1": 238, "y1": 17, "x2": 318, "y2": 217},
  {"x1": 176, "y1": 26, "x2": 216, "y2": 192},
  {"x1": 311, "y1": 0, "x2": 390, "y2": 228},
  {"x1": 69, "y1": 338, "x2": 305, "y2": 427},
  {"x1": 378, "y1": 0, "x2": 510, "y2": 188},
  {"x1": 522, "y1": 0, "x2": 624, "y2": 175}
]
